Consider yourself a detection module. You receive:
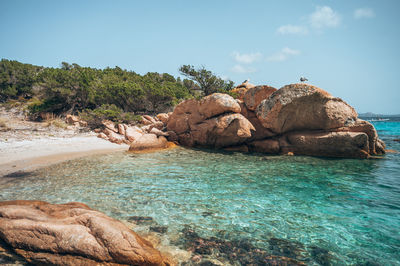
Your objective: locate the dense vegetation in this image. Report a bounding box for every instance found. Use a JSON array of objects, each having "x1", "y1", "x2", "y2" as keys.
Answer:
[
  {"x1": 0, "y1": 59, "x2": 236, "y2": 125},
  {"x1": 179, "y1": 65, "x2": 234, "y2": 96}
]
